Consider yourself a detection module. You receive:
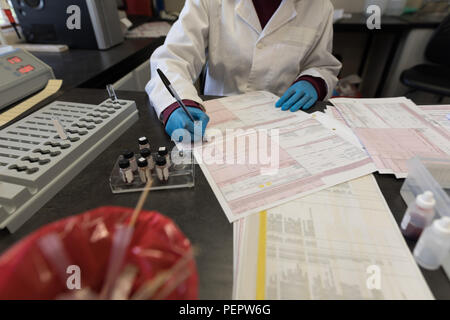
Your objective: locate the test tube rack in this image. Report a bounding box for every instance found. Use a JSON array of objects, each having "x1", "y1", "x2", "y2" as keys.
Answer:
[
  {"x1": 0, "y1": 98, "x2": 139, "y2": 232},
  {"x1": 109, "y1": 149, "x2": 195, "y2": 194}
]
